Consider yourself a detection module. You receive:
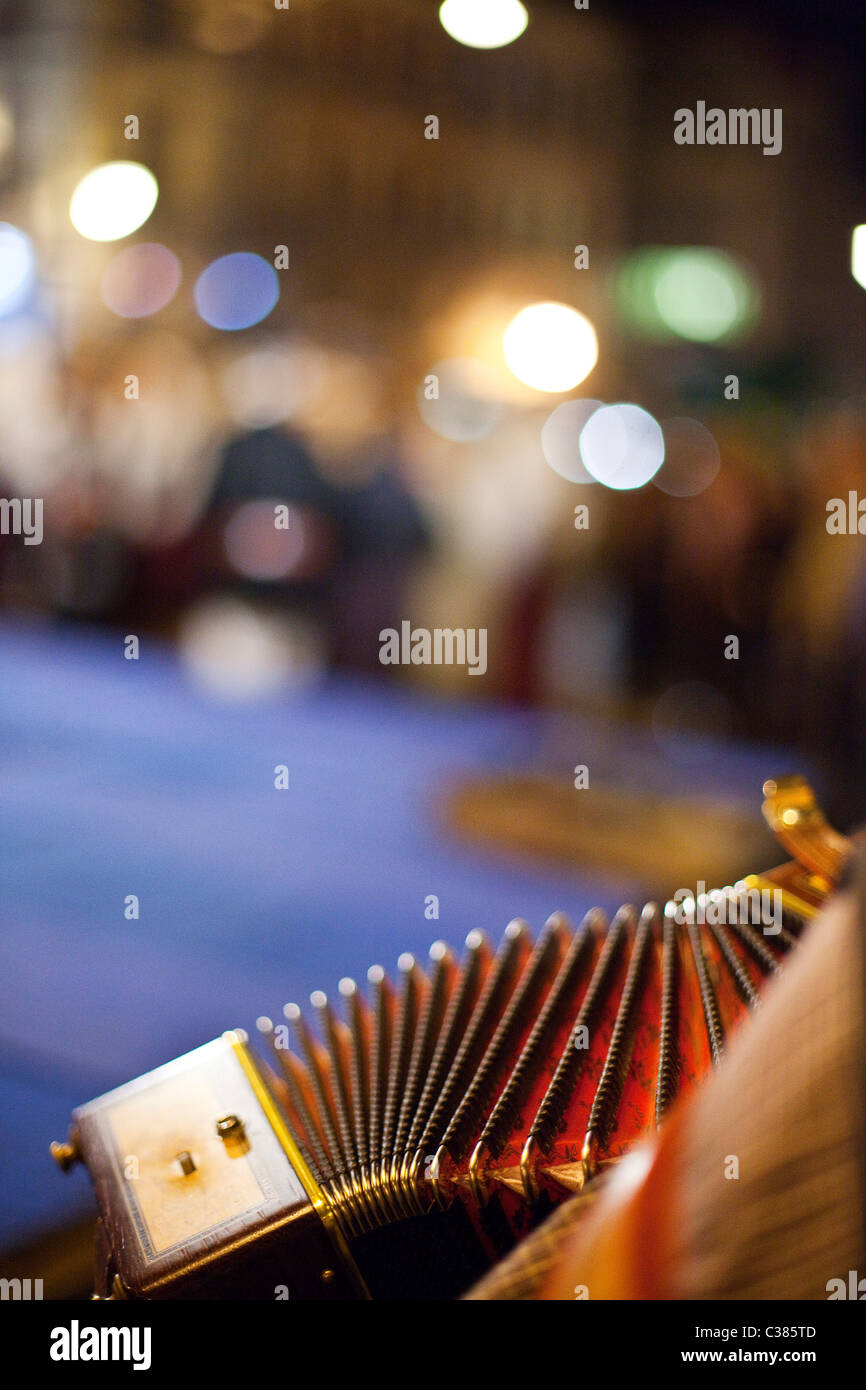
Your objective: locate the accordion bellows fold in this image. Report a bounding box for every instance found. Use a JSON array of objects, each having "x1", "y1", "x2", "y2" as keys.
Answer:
[{"x1": 255, "y1": 891, "x2": 801, "y2": 1296}]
